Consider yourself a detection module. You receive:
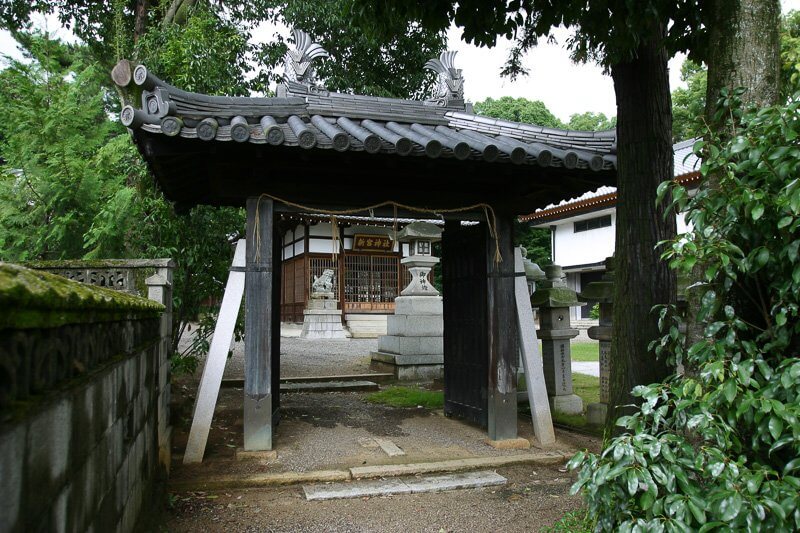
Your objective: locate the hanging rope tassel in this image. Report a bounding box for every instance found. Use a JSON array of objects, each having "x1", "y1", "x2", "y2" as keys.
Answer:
[{"x1": 331, "y1": 215, "x2": 340, "y2": 262}]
